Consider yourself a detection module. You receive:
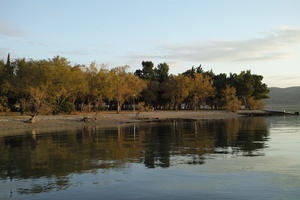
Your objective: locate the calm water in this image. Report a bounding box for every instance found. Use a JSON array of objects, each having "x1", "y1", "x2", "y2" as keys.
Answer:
[{"x1": 0, "y1": 117, "x2": 300, "y2": 200}]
